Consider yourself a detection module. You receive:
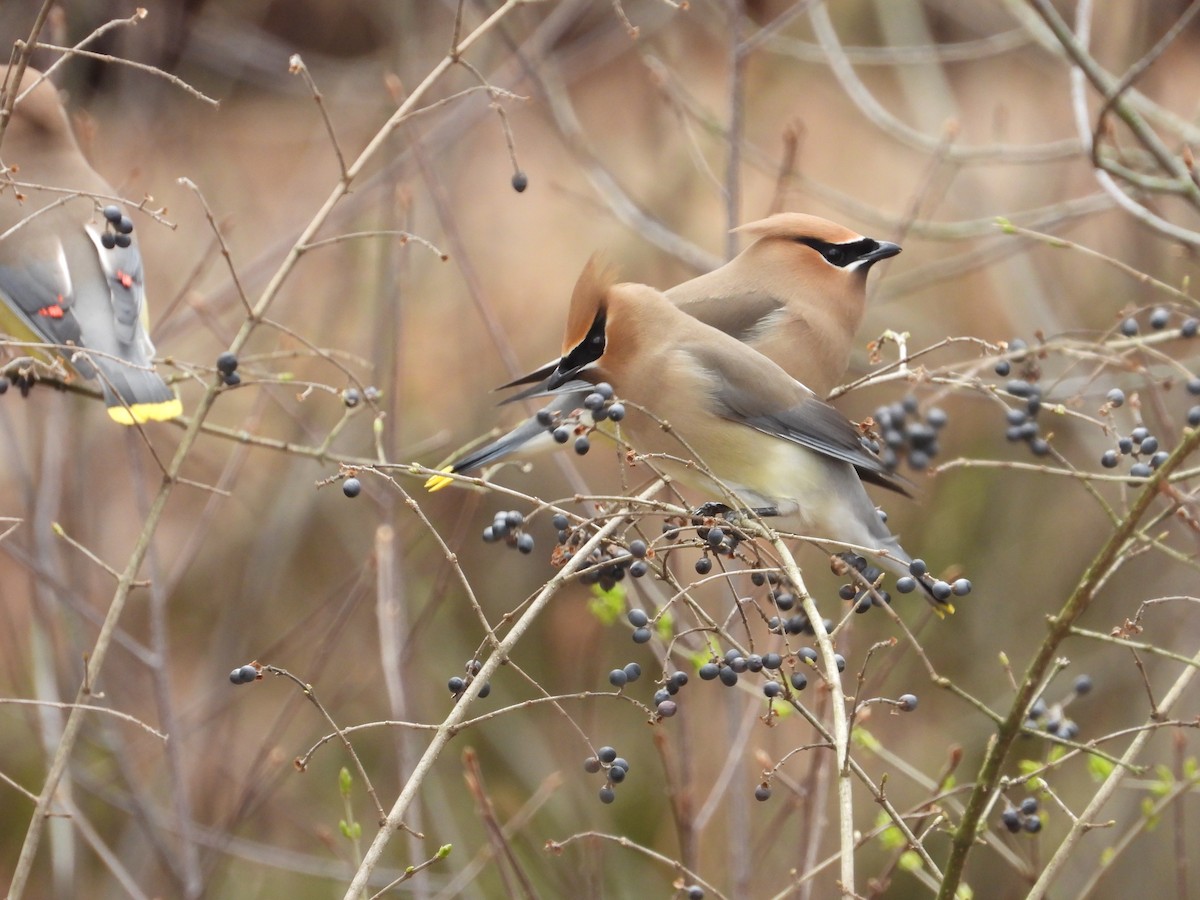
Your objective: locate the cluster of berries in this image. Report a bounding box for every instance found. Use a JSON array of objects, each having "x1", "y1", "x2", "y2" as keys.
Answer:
[
  {"x1": 482, "y1": 509, "x2": 535, "y2": 554},
  {"x1": 1024, "y1": 674, "x2": 1093, "y2": 740},
  {"x1": 447, "y1": 658, "x2": 491, "y2": 700},
  {"x1": 538, "y1": 383, "x2": 626, "y2": 456},
  {"x1": 698, "y1": 647, "x2": 816, "y2": 691},
  {"x1": 991, "y1": 339, "x2": 1053, "y2": 458},
  {"x1": 1117, "y1": 306, "x2": 1198, "y2": 337},
  {"x1": 582, "y1": 745, "x2": 630, "y2": 804},
  {"x1": 1001, "y1": 796, "x2": 1043, "y2": 834},
  {"x1": 342, "y1": 386, "x2": 381, "y2": 408},
  {"x1": 216, "y1": 351, "x2": 240, "y2": 387},
  {"x1": 98, "y1": 204, "x2": 134, "y2": 249},
  {"x1": 649, "y1": 668, "x2": 688, "y2": 719},
  {"x1": 550, "y1": 517, "x2": 652, "y2": 591},
  {"x1": 868, "y1": 395, "x2": 948, "y2": 473},
  {"x1": 1099, "y1": 423, "x2": 1170, "y2": 478}
]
